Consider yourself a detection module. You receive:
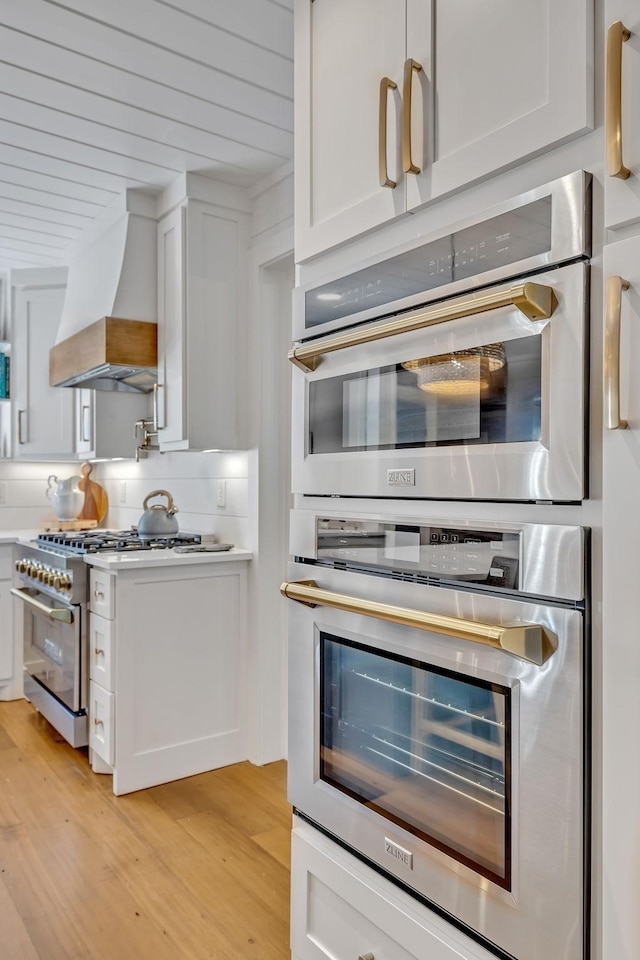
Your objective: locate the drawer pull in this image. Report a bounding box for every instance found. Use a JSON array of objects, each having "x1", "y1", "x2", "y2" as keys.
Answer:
[
  {"x1": 94, "y1": 648, "x2": 105, "y2": 656},
  {"x1": 94, "y1": 718, "x2": 104, "y2": 727},
  {"x1": 359, "y1": 954, "x2": 375, "y2": 960},
  {"x1": 94, "y1": 590, "x2": 105, "y2": 601}
]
